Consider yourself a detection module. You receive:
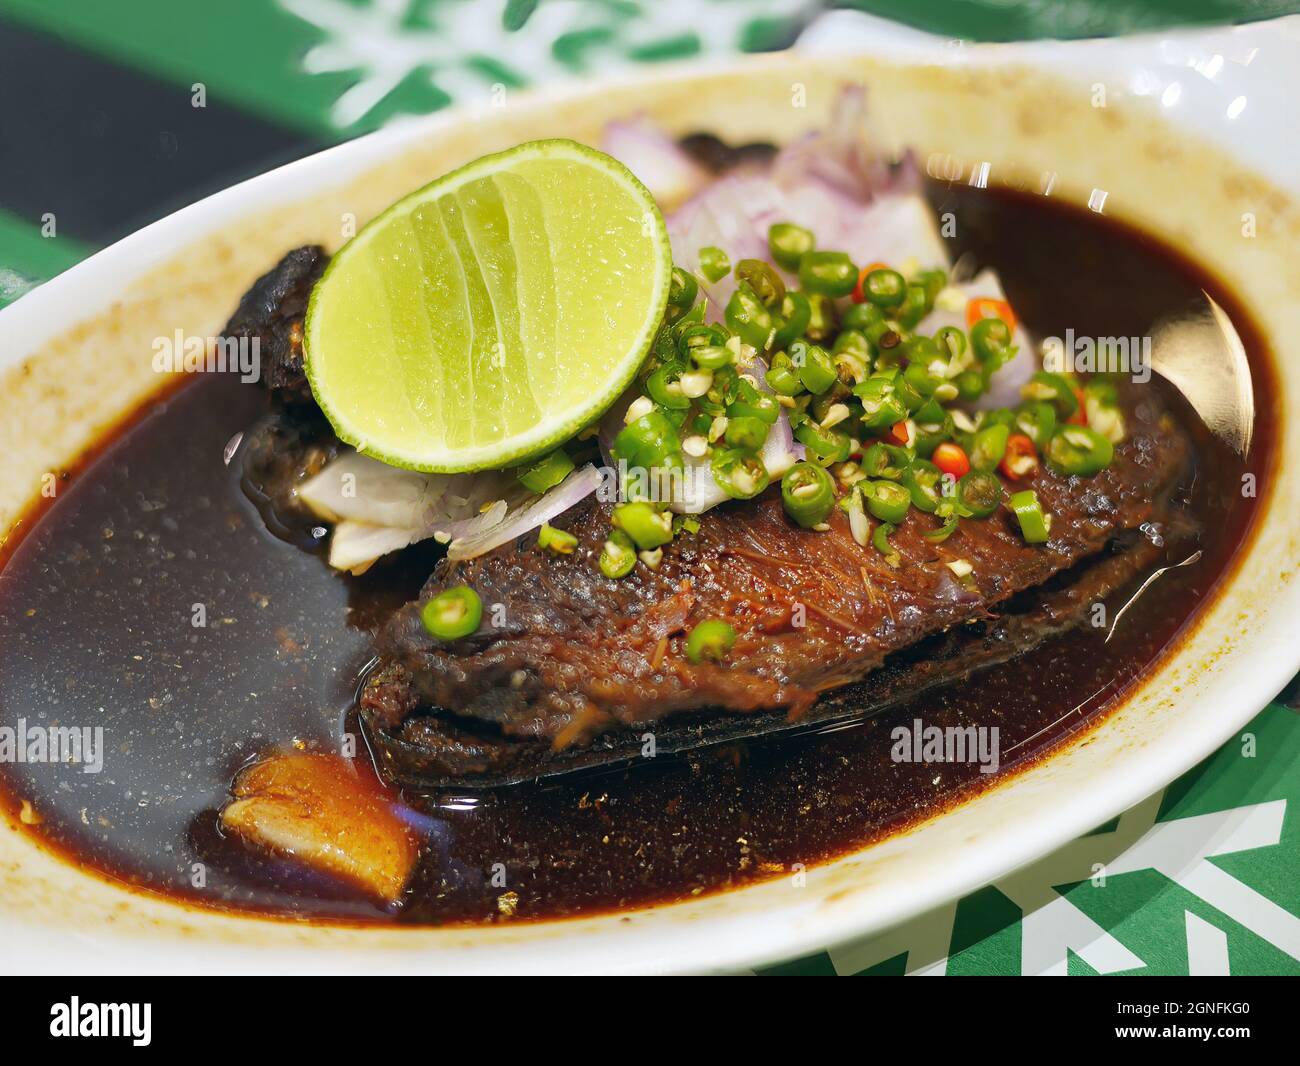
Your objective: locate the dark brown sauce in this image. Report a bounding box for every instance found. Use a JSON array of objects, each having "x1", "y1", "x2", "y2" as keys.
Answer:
[{"x1": 0, "y1": 183, "x2": 1276, "y2": 925}]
